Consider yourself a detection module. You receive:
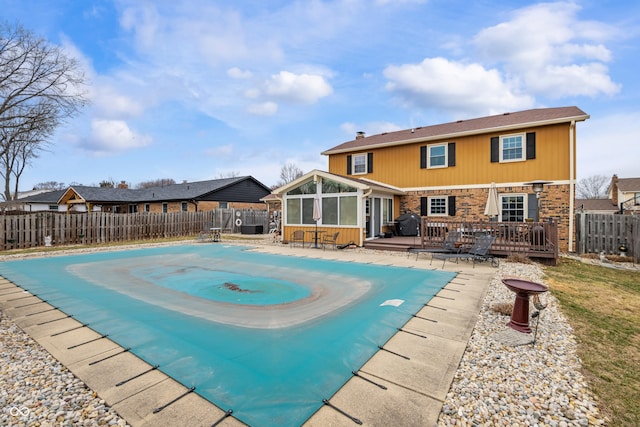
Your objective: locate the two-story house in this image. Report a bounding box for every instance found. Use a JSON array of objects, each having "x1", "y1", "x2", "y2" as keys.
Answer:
[{"x1": 273, "y1": 106, "x2": 589, "y2": 252}]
